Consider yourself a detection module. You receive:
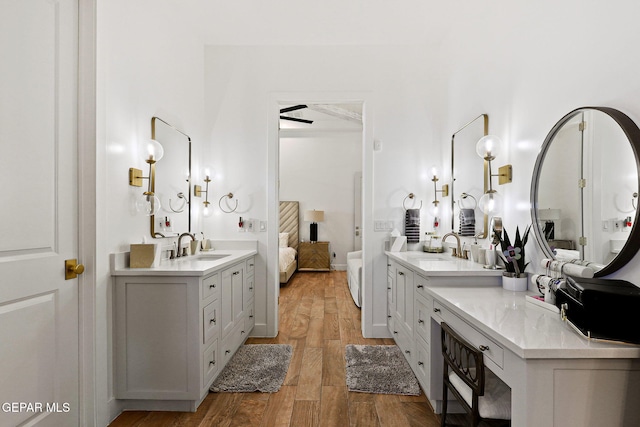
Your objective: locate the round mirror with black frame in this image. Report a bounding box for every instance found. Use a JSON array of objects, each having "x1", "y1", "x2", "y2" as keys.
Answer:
[{"x1": 531, "y1": 107, "x2": 640, "y2": 277}]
